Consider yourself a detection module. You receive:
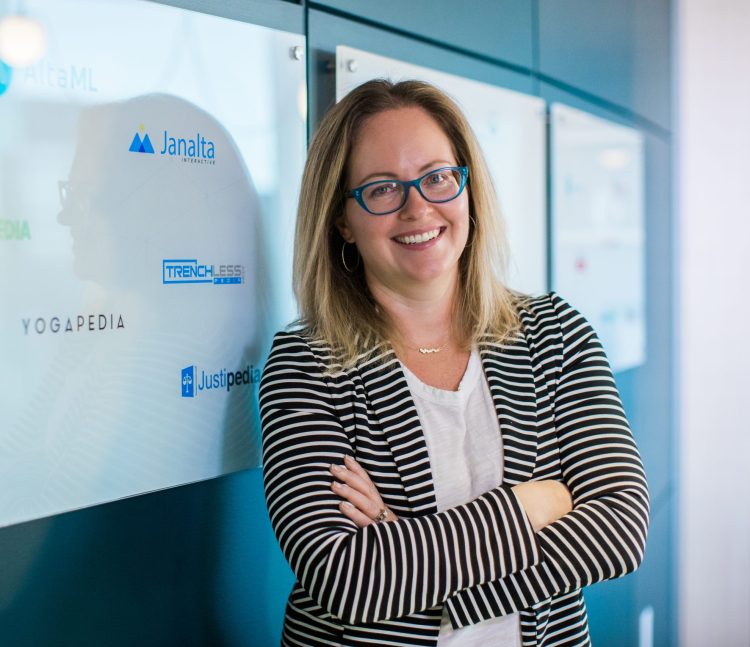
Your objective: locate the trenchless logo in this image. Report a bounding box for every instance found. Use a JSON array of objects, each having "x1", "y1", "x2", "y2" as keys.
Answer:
[{"x1": 162, "y1": 259, "x2": 245, "y2": 285}]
